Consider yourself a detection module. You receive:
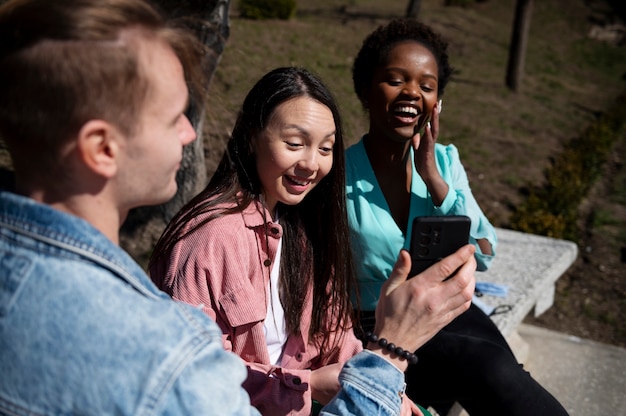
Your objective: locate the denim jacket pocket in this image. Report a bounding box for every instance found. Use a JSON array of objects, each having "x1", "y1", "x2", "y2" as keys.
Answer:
[{"x1": 219, "y1": 283, "x2": 266, "y2": 327}]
